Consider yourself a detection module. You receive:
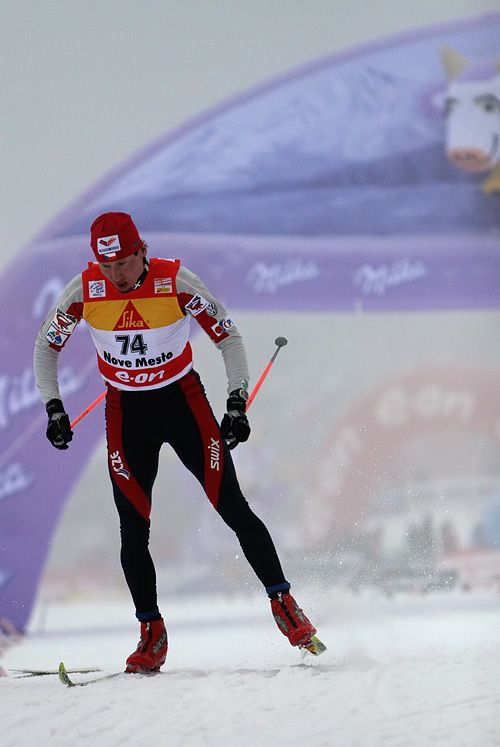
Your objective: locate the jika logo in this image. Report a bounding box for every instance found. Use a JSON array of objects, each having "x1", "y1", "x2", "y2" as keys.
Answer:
[
  {"x1": 114, "y1": 302, "x2": 148, "y2": 330},
  {"x1": 208, "y1": 437, "x2": 220, "y2": 471},
  {"x1": 110, "y1": 450, "x2": 130, "y2": 480}
]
